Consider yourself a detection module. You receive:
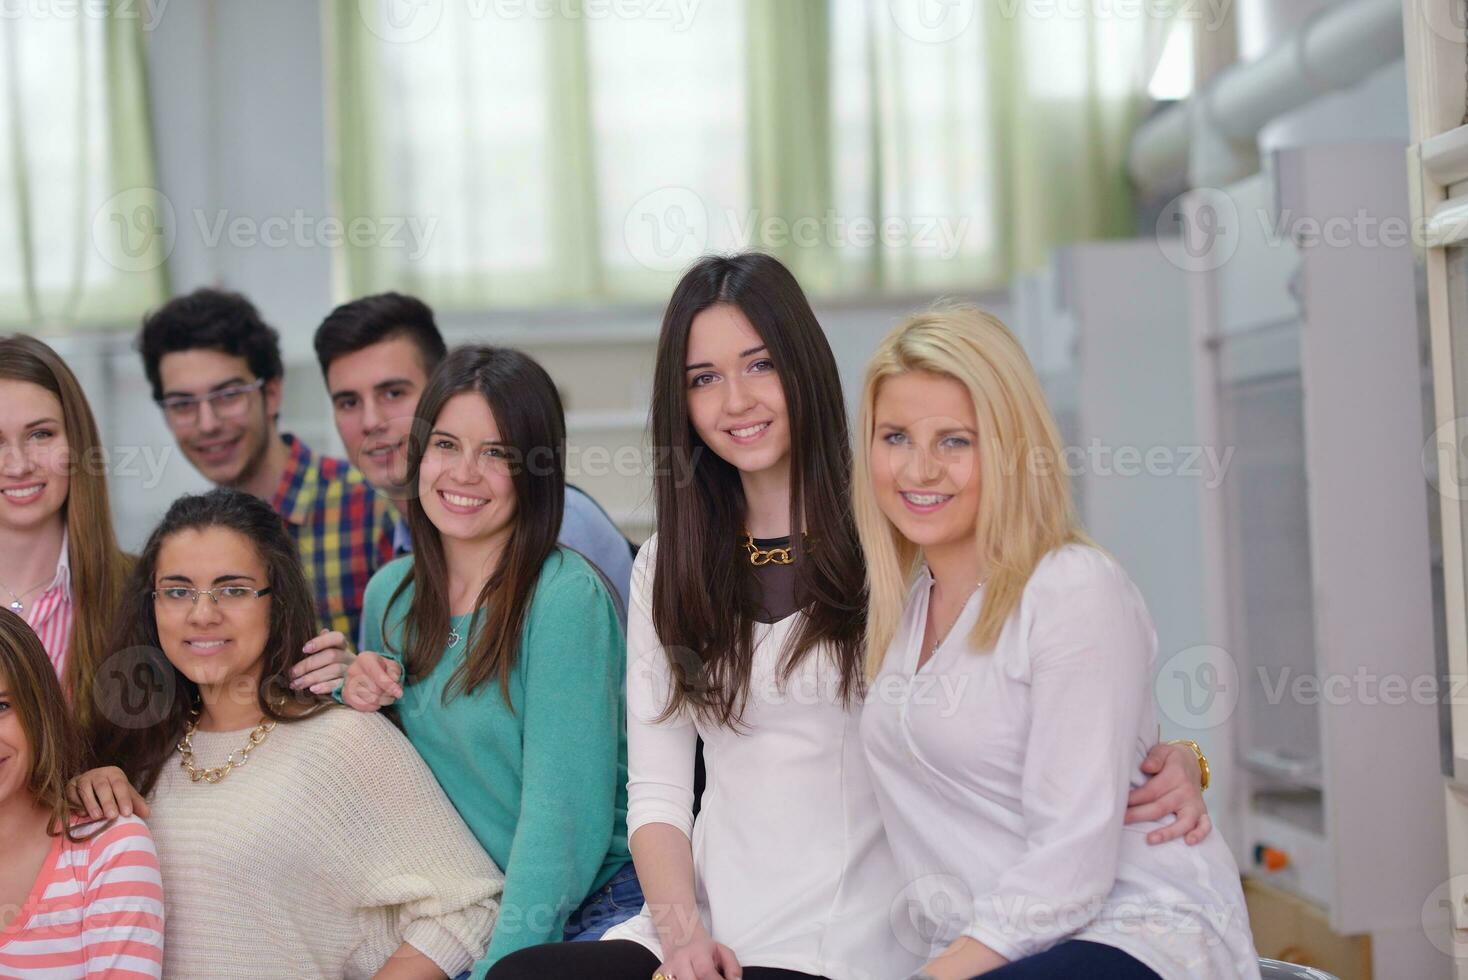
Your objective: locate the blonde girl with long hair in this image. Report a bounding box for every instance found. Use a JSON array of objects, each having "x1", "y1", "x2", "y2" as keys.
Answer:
[{"x1": 854, "y1": 306, "x2": 1258, "y2": 980}]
